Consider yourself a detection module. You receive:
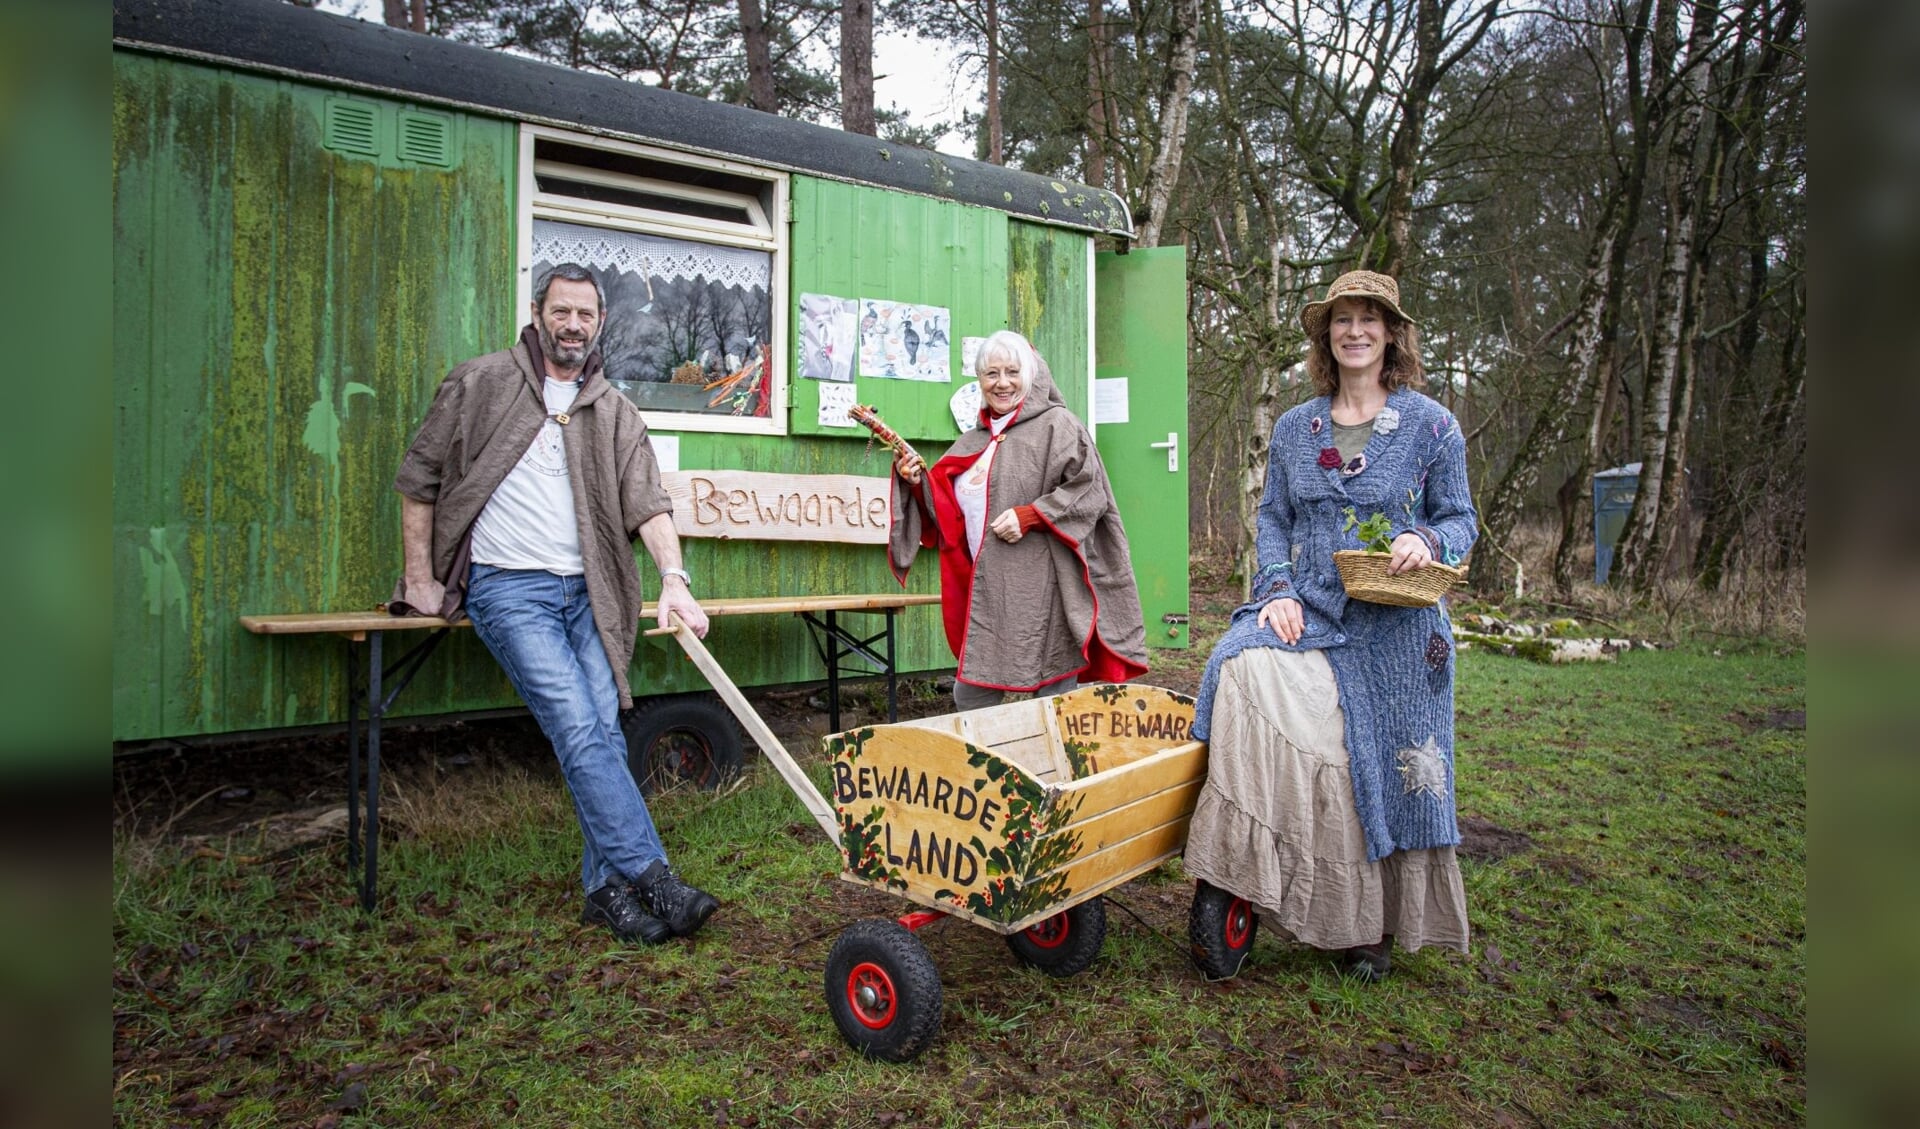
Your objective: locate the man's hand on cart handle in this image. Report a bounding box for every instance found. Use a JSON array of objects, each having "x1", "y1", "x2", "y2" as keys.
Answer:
[{"x1": 654, "y1": 593, "x2": 709, "y2": 639}]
